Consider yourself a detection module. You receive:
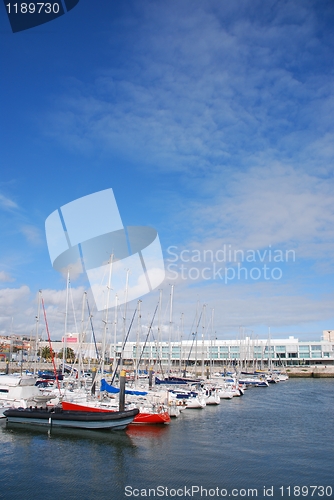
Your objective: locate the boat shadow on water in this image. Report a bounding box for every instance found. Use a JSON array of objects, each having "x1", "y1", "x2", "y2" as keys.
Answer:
[{"x1": 3, "y1": 421, "x2": 137, "y2": 448}]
